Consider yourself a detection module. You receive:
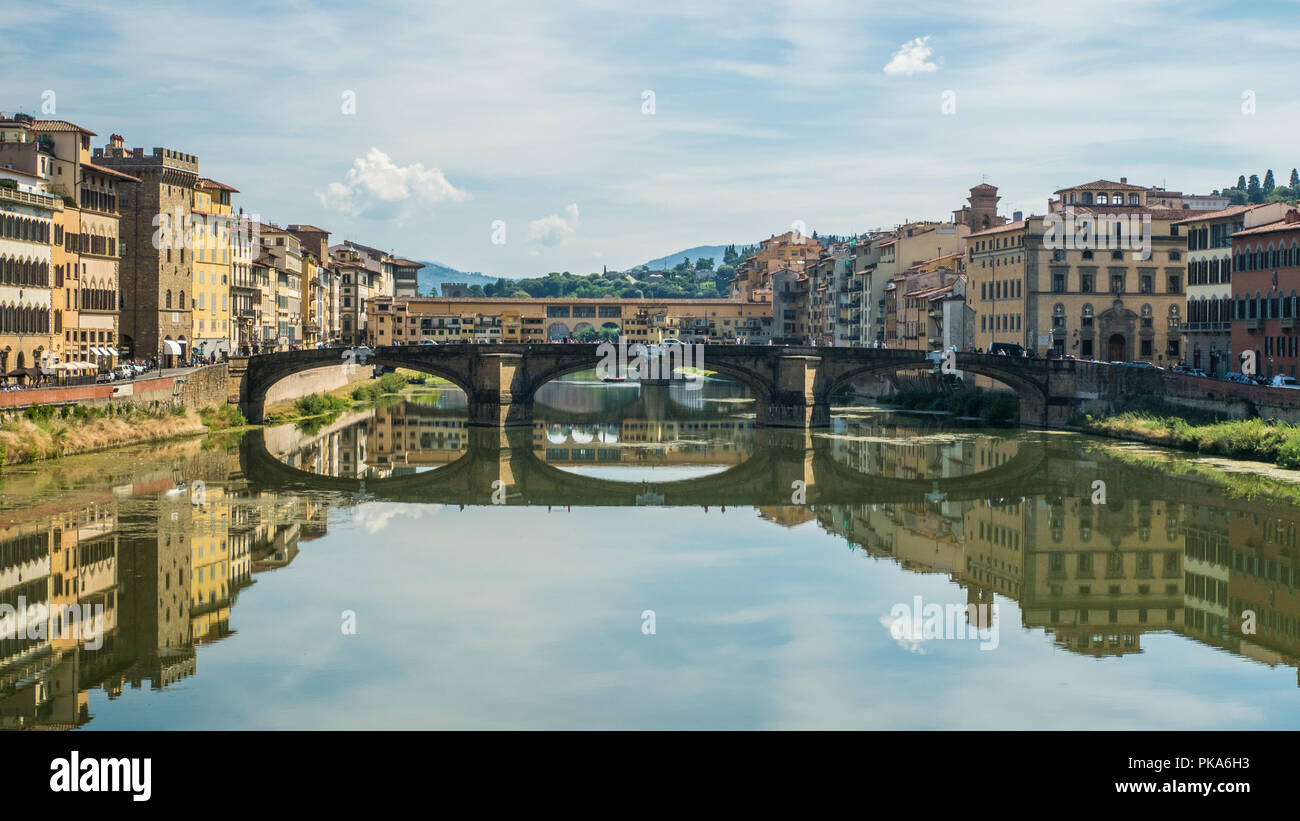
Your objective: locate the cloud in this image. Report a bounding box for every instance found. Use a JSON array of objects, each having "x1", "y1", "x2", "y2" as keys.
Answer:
[
  {"x1": 529, "y1": 203, "x2": 580, "y2": 246},
  {"x1": 883, "y1": 36, "x2": 939, "y2": 76},
  {"x1": 318, "y1": 147, "x2": 468, "y2": 217},
  {"x1": 352, "y1": 502, "x2": 441, "y2": 534}
]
